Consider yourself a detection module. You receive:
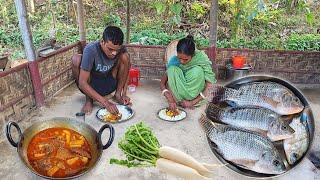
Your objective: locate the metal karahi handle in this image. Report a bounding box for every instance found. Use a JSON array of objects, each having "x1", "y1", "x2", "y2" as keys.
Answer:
[
  {"x1": 6, "y1": 121, "x2": 22, "y2": 147},
  {"x1": 98, "y1": 124, "x2": 115, "y2": 150}
]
